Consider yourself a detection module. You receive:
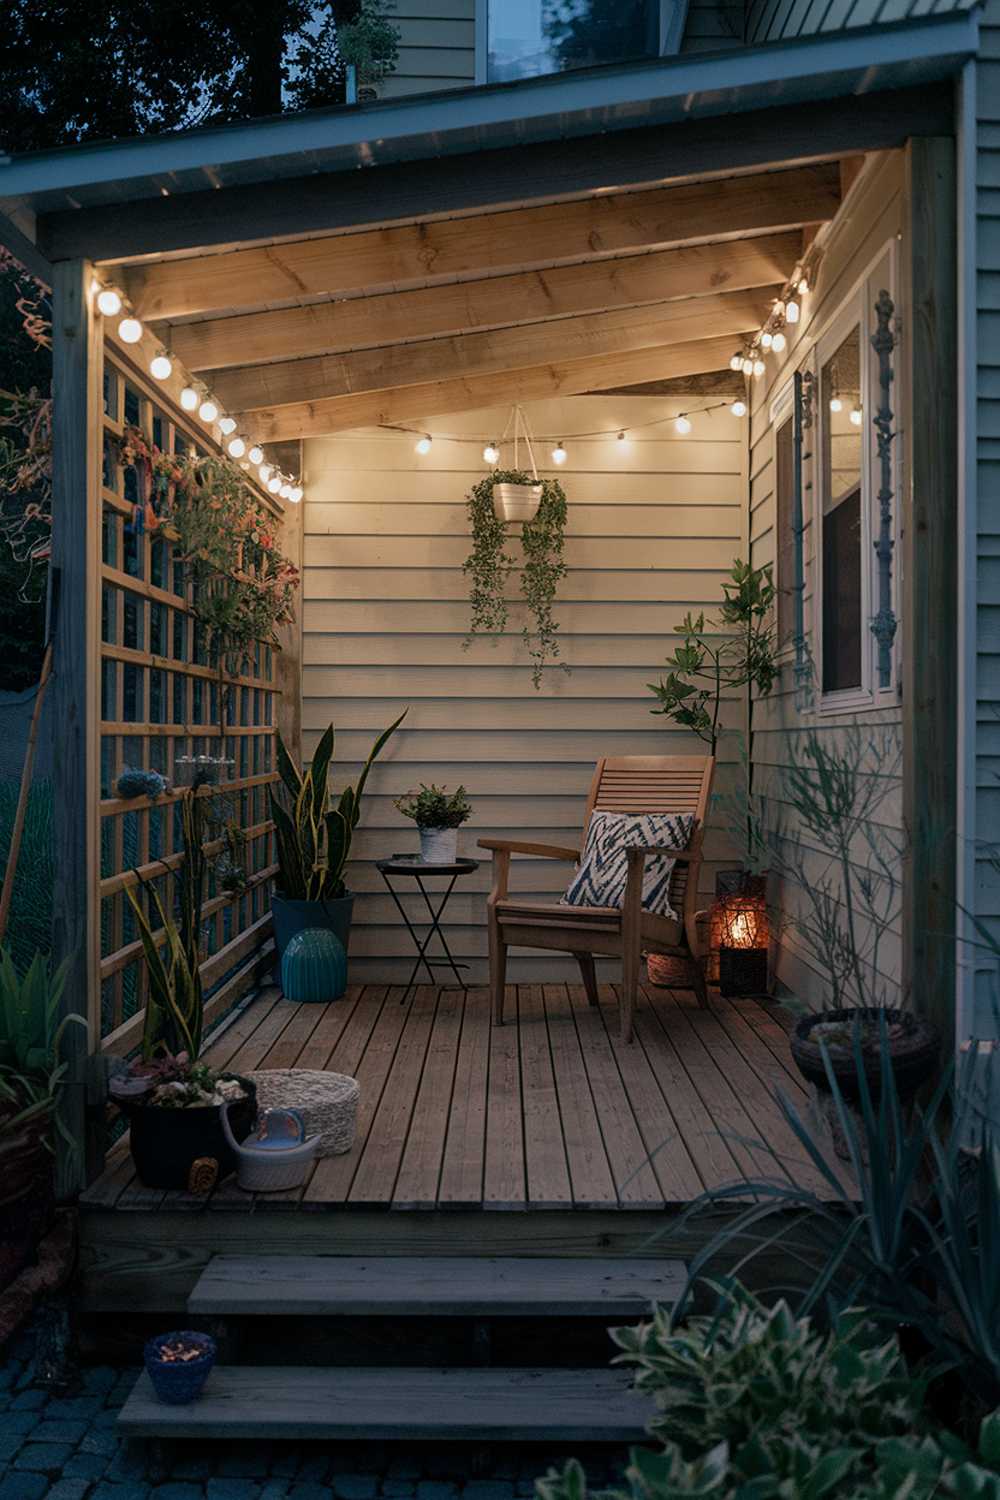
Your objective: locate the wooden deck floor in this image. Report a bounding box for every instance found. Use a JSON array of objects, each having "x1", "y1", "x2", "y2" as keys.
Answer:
[{"x1": 85, "y1": 981, "x2": 836, "y2": 1215}]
